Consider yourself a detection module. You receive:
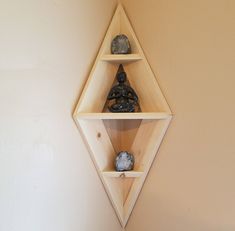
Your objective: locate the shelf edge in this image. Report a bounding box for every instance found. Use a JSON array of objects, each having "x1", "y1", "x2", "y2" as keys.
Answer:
[
  {"x1": 75, "y1": 112, "x2": 172, "y2": 120},
  {"x1": 102, "y1": 171, "x2": 144, "y2": 178}
]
